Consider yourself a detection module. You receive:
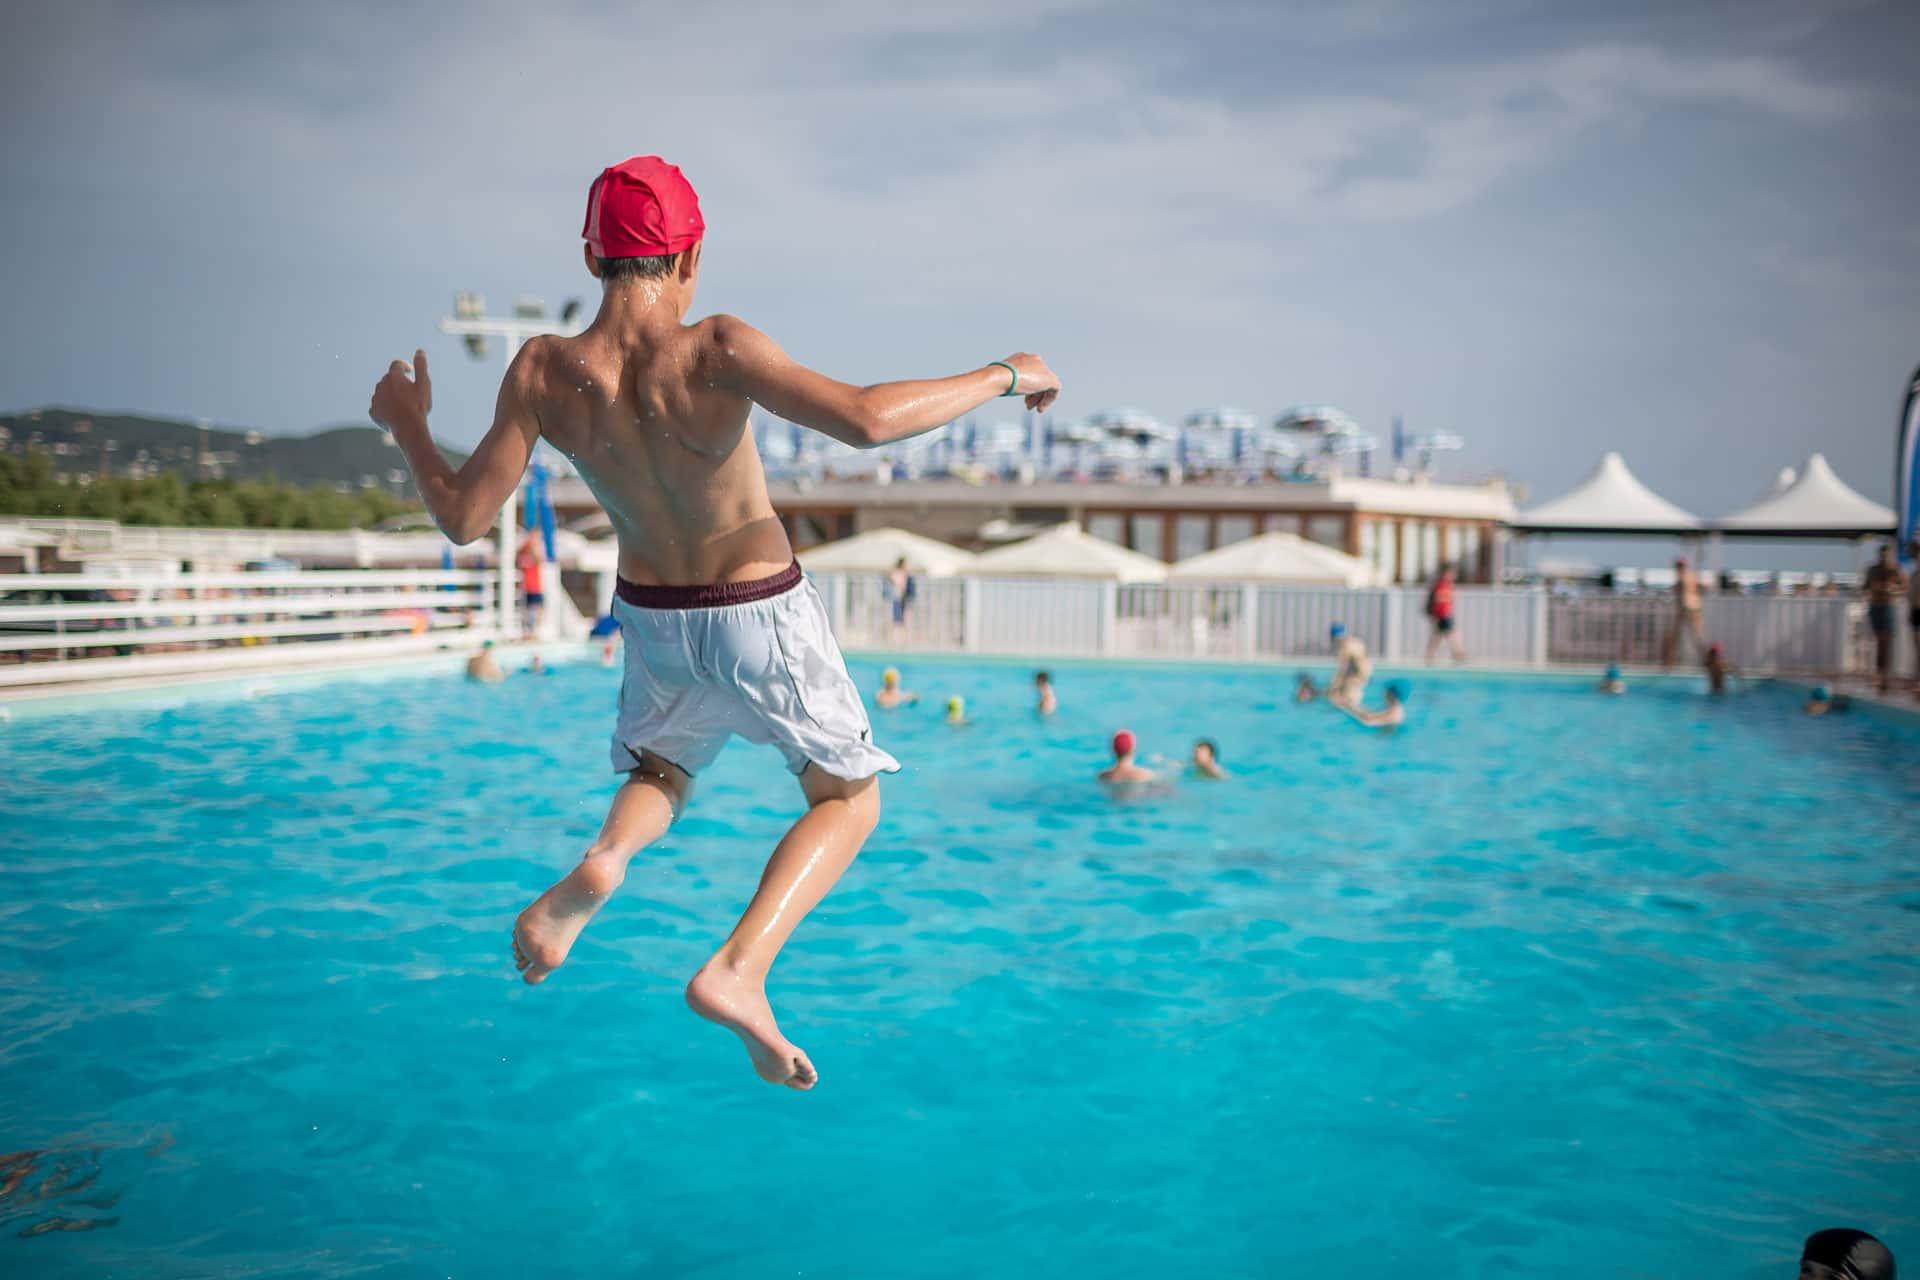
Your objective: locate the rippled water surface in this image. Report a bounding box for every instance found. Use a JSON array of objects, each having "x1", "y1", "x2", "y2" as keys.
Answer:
[{"x1": 2, "y1": 656, "x2": 1916, "y2": 1277}]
